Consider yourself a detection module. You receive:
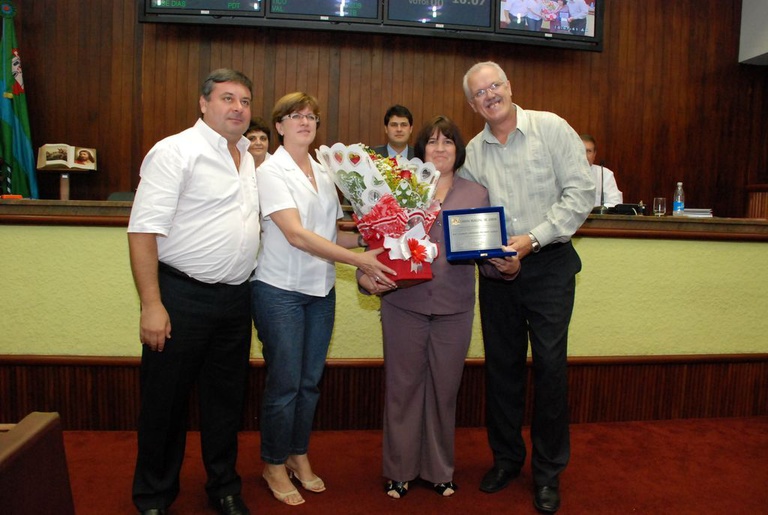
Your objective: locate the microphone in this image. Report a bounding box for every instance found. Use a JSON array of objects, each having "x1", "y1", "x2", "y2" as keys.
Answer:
[
  {"x1": 592, "y1": 161, "x2": 609, "y2": 214},
  {"x1": 599, "y1": 161, "x2": 605, "y2": 208}
]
